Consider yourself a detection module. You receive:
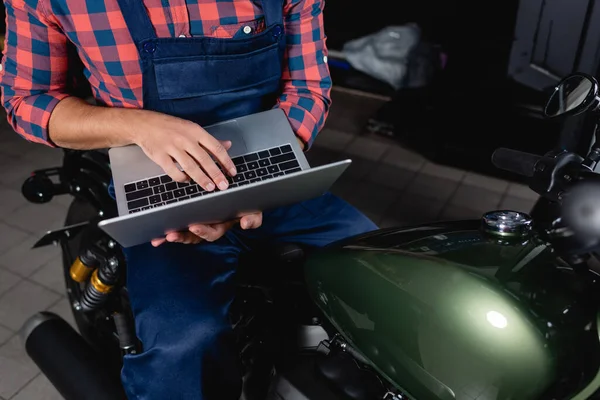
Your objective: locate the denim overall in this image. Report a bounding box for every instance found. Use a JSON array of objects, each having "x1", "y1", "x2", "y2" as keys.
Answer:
[{"x1": 114, "y1": 0, "x2": 377, "y2": 398}]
